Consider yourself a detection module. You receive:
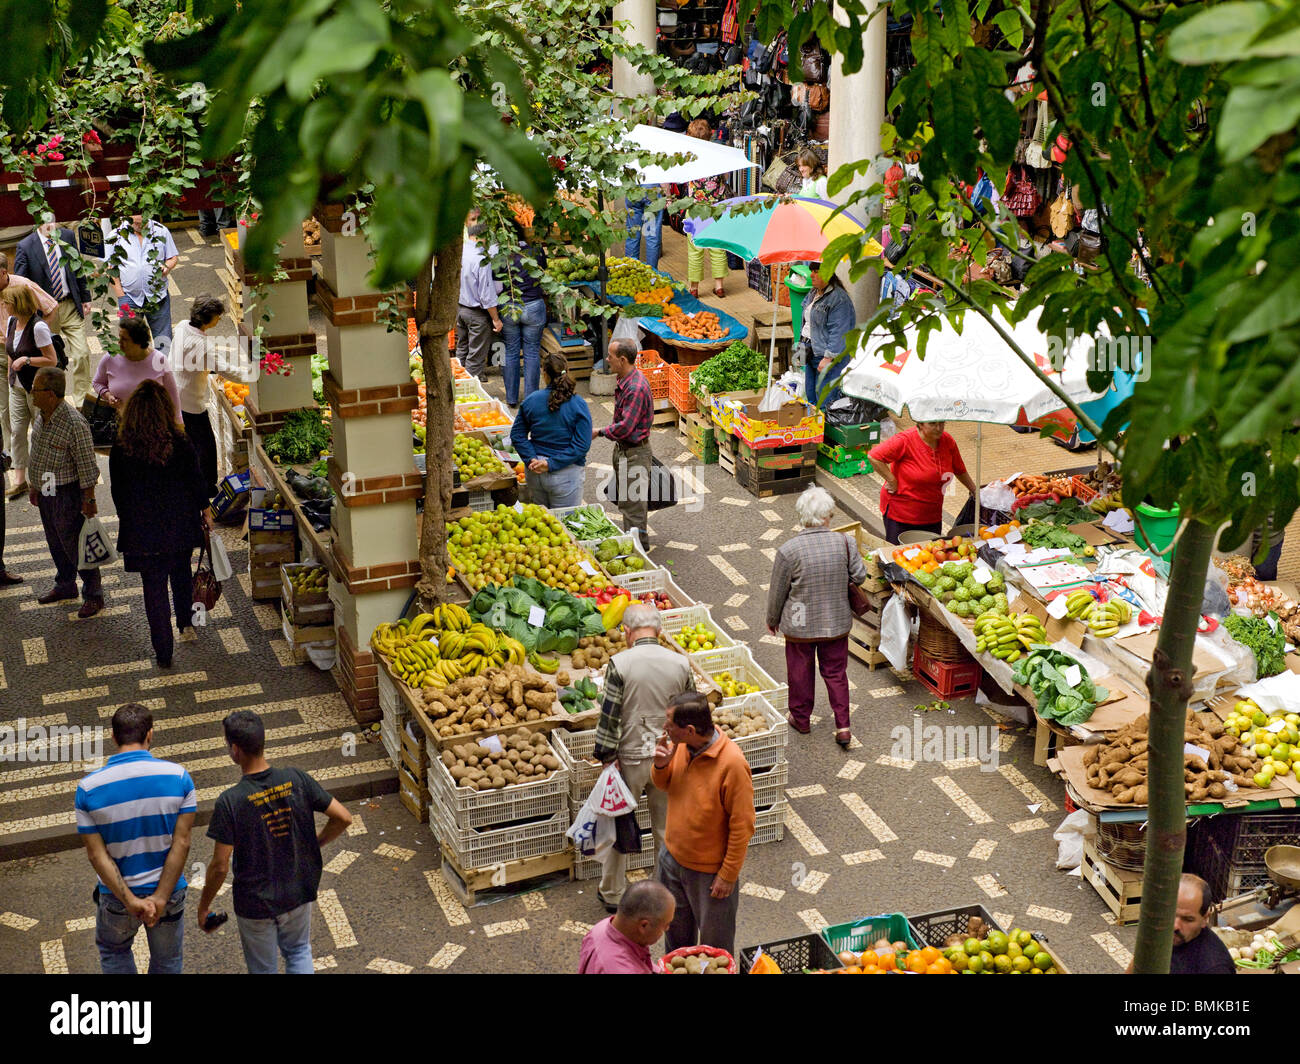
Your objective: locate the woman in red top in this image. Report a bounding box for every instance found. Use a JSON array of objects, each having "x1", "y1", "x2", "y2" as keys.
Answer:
[{"x1": 868, "y1": 421, "x2": 978, "y2": 543}]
